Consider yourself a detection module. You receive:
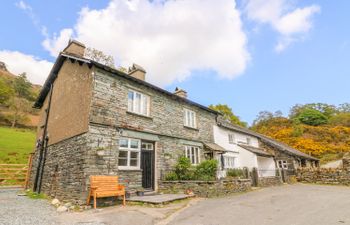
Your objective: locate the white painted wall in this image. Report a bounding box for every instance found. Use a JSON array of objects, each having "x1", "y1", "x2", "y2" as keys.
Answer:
[
  {"x1": 257, "y1": 156, "x2": 276, "y2": 177},
  {"x1": 213, "y1": 125, "x2": 261, "y2": 173}
]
